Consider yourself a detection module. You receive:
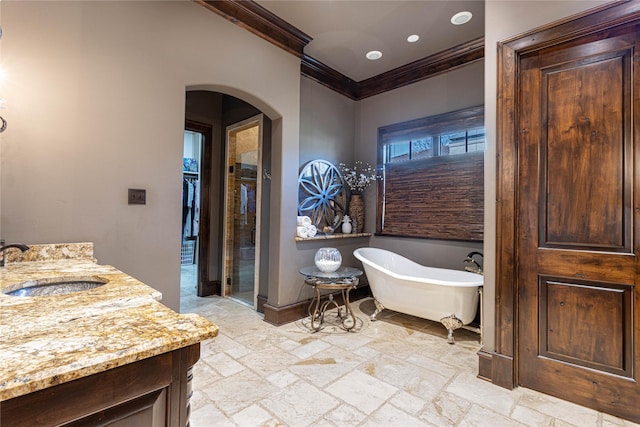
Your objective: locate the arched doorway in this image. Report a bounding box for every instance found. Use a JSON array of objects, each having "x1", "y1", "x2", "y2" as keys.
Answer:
[{"x1": 181, "y1": 89, "x2": 273, "y2": 312}]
